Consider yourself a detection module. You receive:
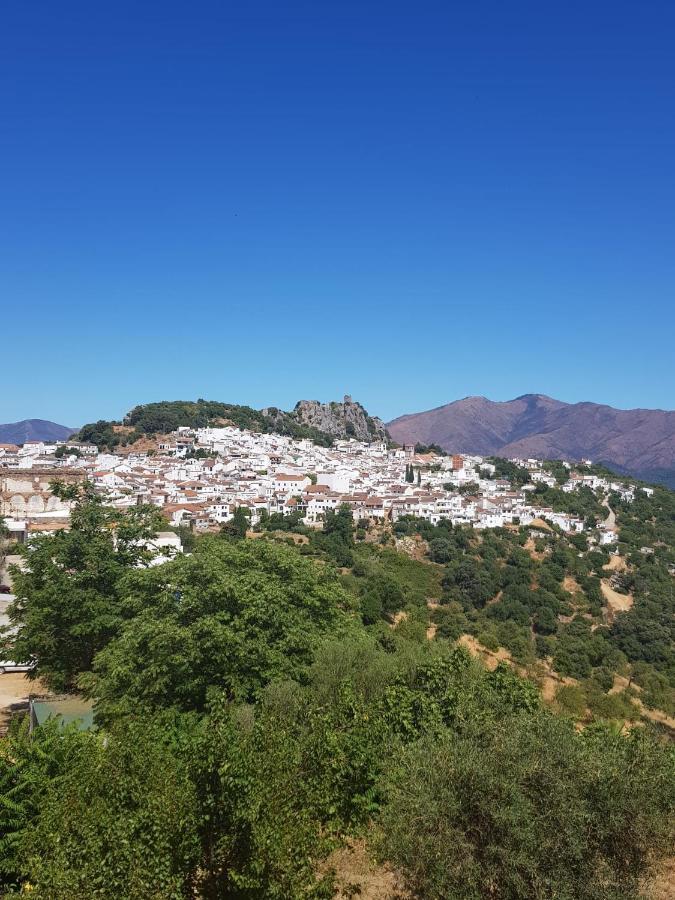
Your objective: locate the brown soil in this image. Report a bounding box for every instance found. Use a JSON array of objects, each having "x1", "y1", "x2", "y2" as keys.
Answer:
[
  {"x1": 394, "y1": 535, "x2": 428, "y2": 562},
  {"x1": 523, "y1": 538, "x2": 546, "y2": 561},
  {"x1": 563, "y1": 575, "x2": 581, "y2": 595},
  {"x1": 647, "y1": 858, "x2": 675, "y2": 899},
  {"x1": 363, "y1": 522, "x2": 393, "y2": 545},
  {"x1": 389, "y1": 611, "x2": 408, "y2": 629},
  {"x1": 320, "y1": 838, "x2": 410, "y2": 899},
  {"x1": 604, "y1": 554, "x2": 628, "y2": 573},
  {"x1": 0, "y1": 672, "x2": 46, "y2": 732},
  {"x1": 609, "y1": 674, "x2": 636, "y2": 696},
  {"x1": 601, "y1": 580, "x2": 634, "y2": 617},
  {"x1": 608, "y1": 676, "x2": 675, "y2": 734},
  {"x1": 115, "y1": 433, "x2": 172, "y2": 455},
  {"x1": 458, "y1": 634, "x2": 512, "y2": 672},
  {"x1": 457, "y1": 637, "x2": 578, "y2": 712},
  {"x1": 457, "y1": 634, "x2": 675, "y2": 735},
  {"x1": 426, "y1": 622, "x2": 437, "y2": 641},
  {"x1": 529, "y1": 518, "x2": 553, "y2": 532},
  {"x1": 540, "y1": 670, "x2": 579, "y2": 704}
]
